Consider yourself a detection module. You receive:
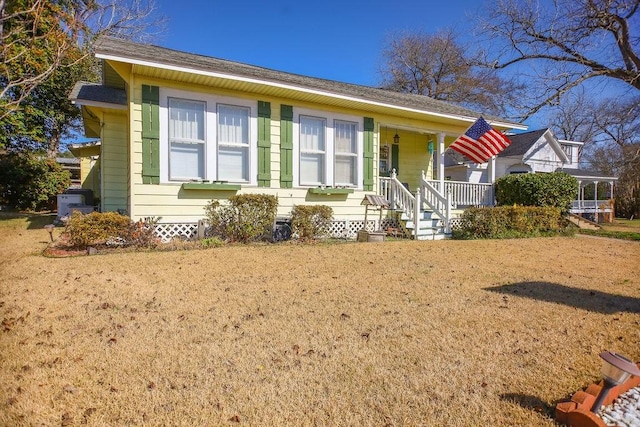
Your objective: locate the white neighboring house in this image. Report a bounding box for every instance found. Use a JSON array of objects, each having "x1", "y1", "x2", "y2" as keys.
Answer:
[
  {"x1": 443, "y1": 128, "x2": 618, "y2": 220},
  {"x1": 445, "y1": 128, "x2": 575, "y2": 181}
]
